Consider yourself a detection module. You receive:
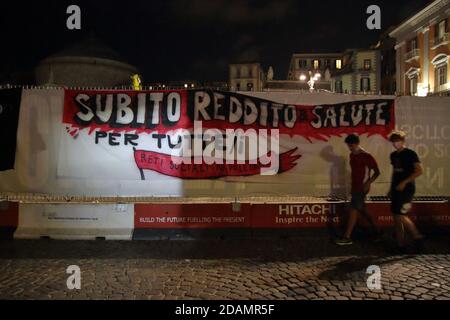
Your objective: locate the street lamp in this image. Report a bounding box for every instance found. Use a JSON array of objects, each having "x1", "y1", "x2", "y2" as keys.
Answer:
[{"x1": 299, "y1": 71, "x2": 321, "y2": 92}]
